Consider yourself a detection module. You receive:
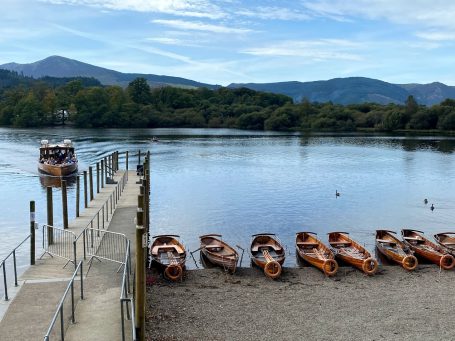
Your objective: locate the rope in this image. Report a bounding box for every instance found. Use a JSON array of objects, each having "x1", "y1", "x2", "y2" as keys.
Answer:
[{"x1": 167, "y1": 251, "x2": 178, "y2": 266}]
